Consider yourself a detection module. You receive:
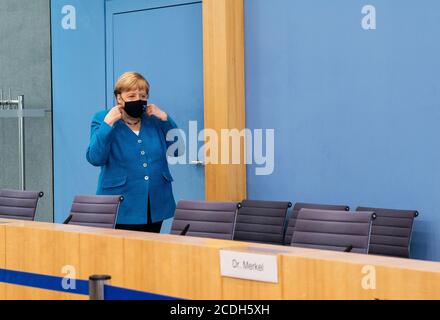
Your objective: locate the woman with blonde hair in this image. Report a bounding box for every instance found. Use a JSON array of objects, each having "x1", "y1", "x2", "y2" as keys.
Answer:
[{"x1": 86, "y1": 71, "x2": 178, "y2": 233}]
